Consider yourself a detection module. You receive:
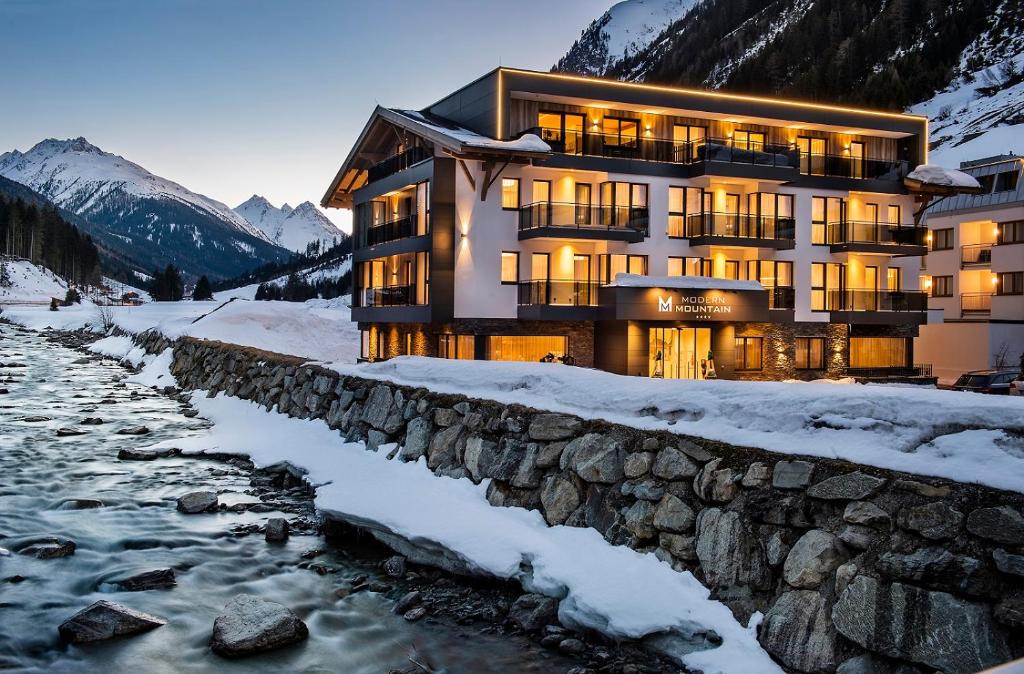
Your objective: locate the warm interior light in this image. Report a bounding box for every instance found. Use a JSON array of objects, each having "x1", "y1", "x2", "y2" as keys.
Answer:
[
  {"x1": 925, "y1": 232, "x2": 933, "y2": 242},
  {"x1": 991, "y1": 275, "x2": 999, "y2": 285}
]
